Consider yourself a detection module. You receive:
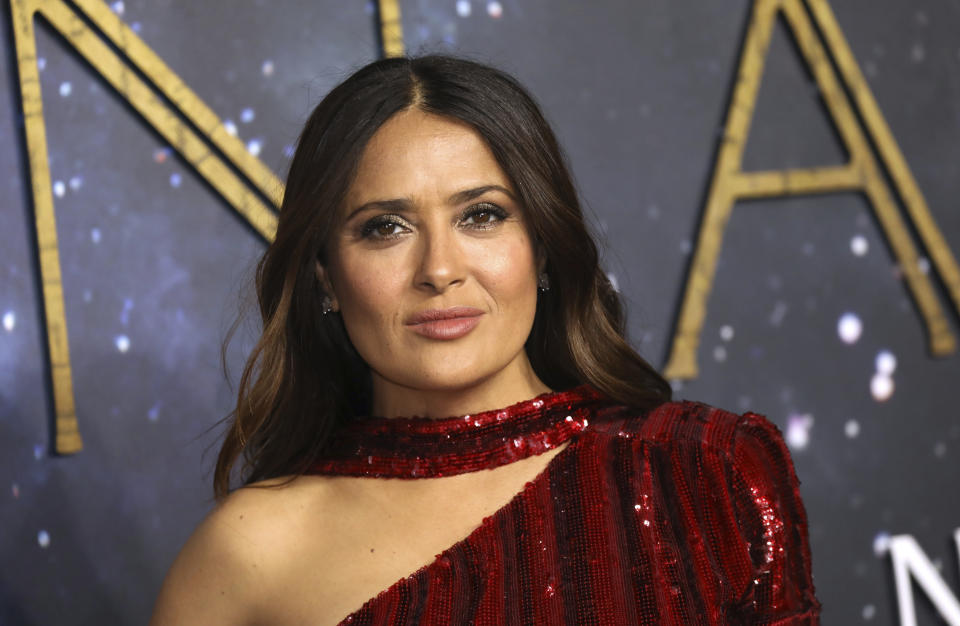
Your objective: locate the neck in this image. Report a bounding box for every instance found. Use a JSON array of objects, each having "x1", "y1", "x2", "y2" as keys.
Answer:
[{"x1": 370, "y1": 355, "x2": 552, "y2": 419}]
